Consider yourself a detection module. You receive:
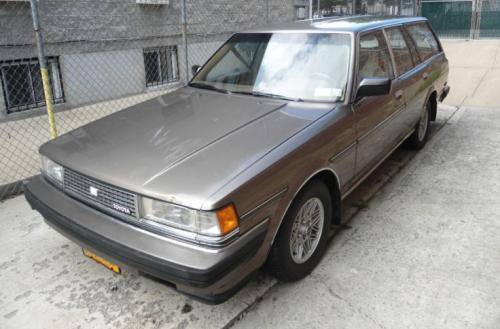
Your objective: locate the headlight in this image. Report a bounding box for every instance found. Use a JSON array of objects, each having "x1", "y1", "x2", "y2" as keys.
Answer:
[
  {"x1": 40, "y1": 155, "x2": 64, "y2": 185},
  {"x1": 141, "y1": 197, "x2": 239, "y2": 237}
]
